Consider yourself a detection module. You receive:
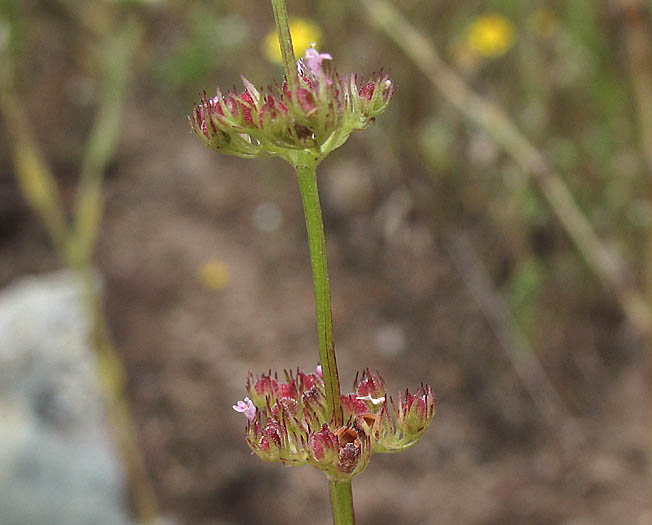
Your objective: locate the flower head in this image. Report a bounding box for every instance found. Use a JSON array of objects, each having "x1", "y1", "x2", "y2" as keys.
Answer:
[
  {"x1": 235, "y1": 366, "x2": 435, "y2": 480},
  {"x1": 190, "y1": 47, "x2": 395, "y2": 166}
]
